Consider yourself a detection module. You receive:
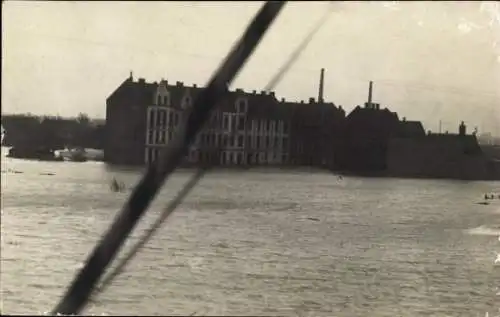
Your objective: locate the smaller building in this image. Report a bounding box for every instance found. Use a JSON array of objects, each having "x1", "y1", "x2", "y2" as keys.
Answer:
[{"x1": 386, "y1": 121, "x2": 497, "y2": 180}]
